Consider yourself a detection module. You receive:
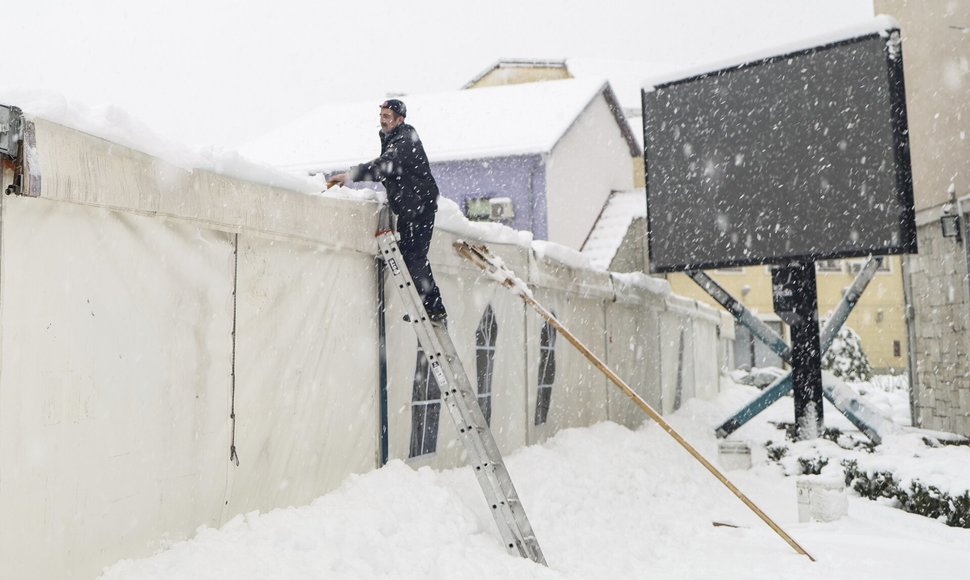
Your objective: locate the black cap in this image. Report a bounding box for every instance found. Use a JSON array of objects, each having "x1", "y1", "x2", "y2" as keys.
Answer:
[{"x1": 379, "y1": 98, "x2": 407, "y2": 118}]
